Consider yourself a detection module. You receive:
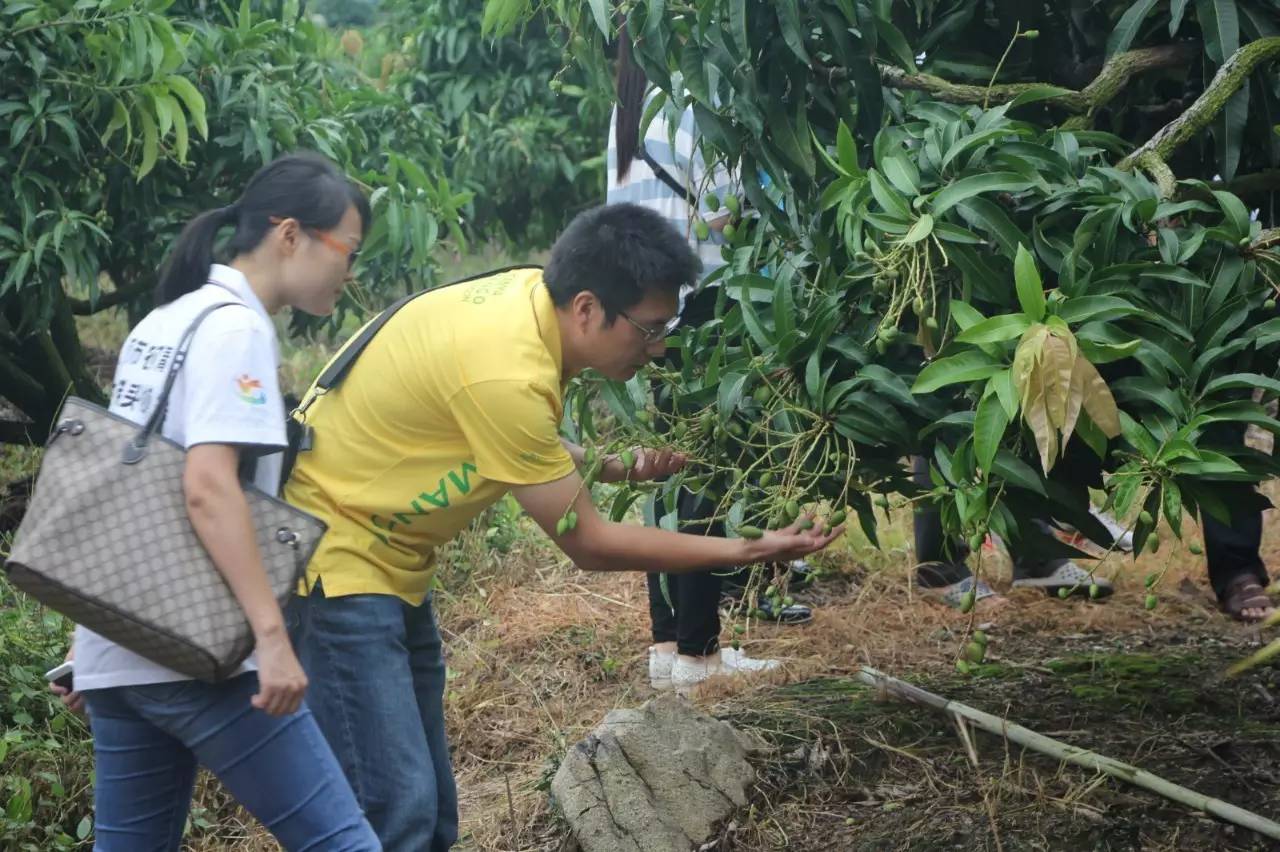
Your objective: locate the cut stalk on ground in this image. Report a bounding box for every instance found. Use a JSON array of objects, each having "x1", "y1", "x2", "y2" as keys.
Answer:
[{"x1": 855, "y1": 665, "x2": 1280, "y2": 841}]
